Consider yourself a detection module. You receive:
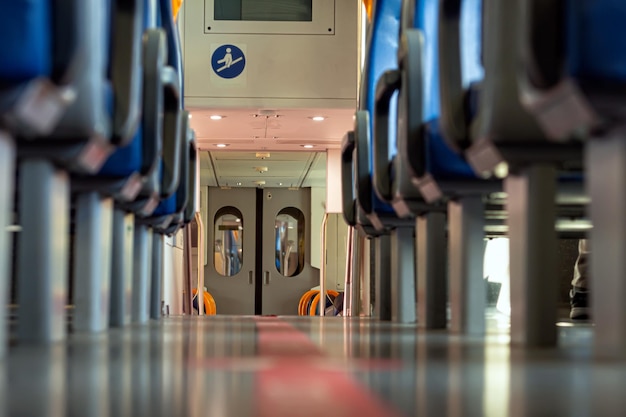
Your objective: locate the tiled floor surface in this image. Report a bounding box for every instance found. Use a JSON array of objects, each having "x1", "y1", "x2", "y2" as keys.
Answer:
[{"x1": 1, "y1": 311, "x2": 624, "y2": 417}]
